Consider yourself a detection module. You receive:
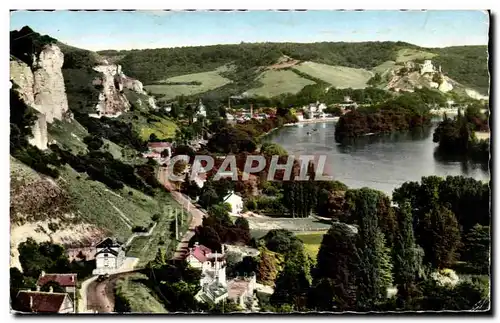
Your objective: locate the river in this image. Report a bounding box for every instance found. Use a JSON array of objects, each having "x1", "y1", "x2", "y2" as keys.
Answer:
[{"x1": 264, "y1": 121, "x2": 490, "y2": 196}]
